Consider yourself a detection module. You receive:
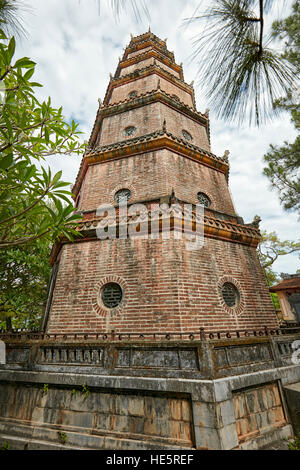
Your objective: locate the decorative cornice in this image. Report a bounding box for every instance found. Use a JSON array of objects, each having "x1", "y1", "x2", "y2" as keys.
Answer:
[
  {"x1": 123, "y1": 33, "x2": 174, "y2": 61},
  {"x1": 87, "y1": 88, "x2": 208, "y2": 149},
  {"x1": 103, "y1": 63, "x2": 195, "y2": 106},
  {"x1": 80, "y1": 196, "x2": 240, "y2": 224},
  {"x1": 73, "y1": 130, "x2": 228, "y2": 198},
  {"x1": 49, "y1": 207, "x2": 261, "y2": 265},
  {"x1": 115, "y1": 49, "x2": 183, "y2": 80},
  {"x1": 76, "y1": 214, "x2": 260, "y2": 244},
  {"x1": 128, "y1": 31, "x2": 166, "y2": 46},
  {"x1": 88, "y1": 130, "x2": 224, "y2": 163}
]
